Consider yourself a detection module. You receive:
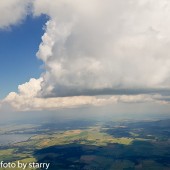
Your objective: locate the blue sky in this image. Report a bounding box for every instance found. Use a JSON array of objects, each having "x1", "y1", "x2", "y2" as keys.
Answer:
[{"x1": 0, "y1": 15, "x2": 47, "y2": 98}]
